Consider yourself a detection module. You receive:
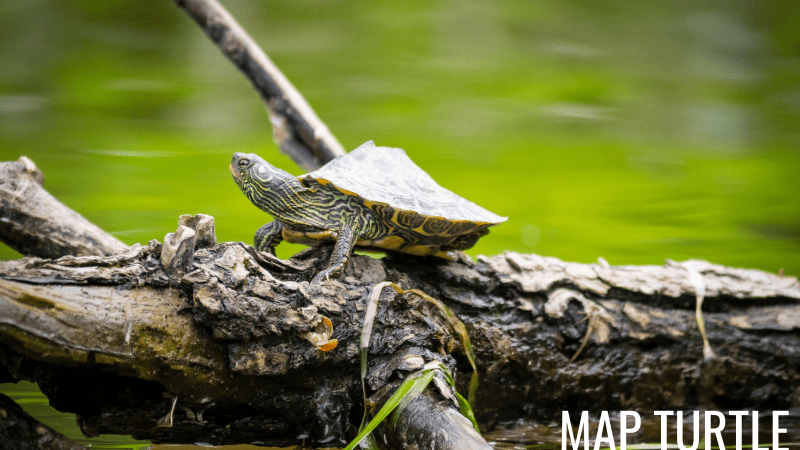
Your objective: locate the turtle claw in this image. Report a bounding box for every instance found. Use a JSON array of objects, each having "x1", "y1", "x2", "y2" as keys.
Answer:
[
  {"x1": 311, "y1": 272, "x2": 325, "y2": 284},
  {"x1": 311, "y1": 268, "x2": 334, "y2": 284},
  {"x1": 312, "y1": 262, "x2": 349, "y2": 283}
]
